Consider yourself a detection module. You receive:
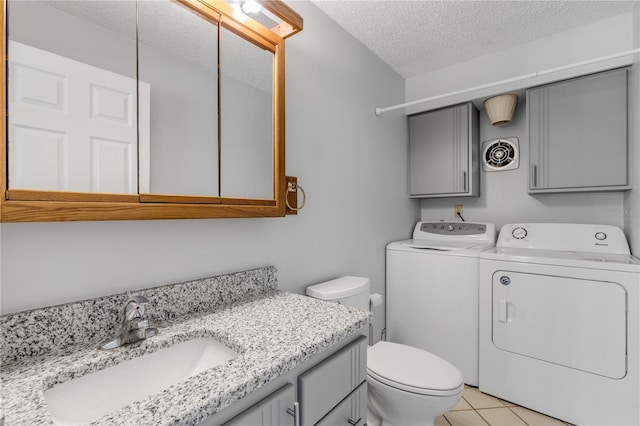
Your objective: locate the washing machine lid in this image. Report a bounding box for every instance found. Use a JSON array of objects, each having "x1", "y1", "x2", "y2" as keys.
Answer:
[
  {"x1": 387, "y1": 240, "x2": 494, "y2": 257},
  {"x1": 480, "y1": 247, "x2": 640, "y2": 273},
  {"x1": 367, "y1": 342, "x2": 463, "y2": 396},
  {"x1": 401, "y1": 240, "x2": 479, "y2": 251}
]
